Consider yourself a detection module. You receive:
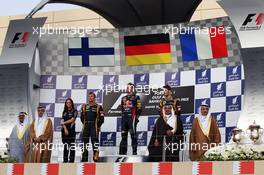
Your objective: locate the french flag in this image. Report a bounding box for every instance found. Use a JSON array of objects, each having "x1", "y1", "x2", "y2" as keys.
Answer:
[{"x1": 179, "y1": 26, "x2": 228, "y2": 62}]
